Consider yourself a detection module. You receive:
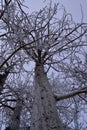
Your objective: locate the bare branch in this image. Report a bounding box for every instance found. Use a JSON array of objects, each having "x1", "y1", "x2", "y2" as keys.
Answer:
[{"x1": 54, "y1": 87, "x2": 87, "y2": 101}]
